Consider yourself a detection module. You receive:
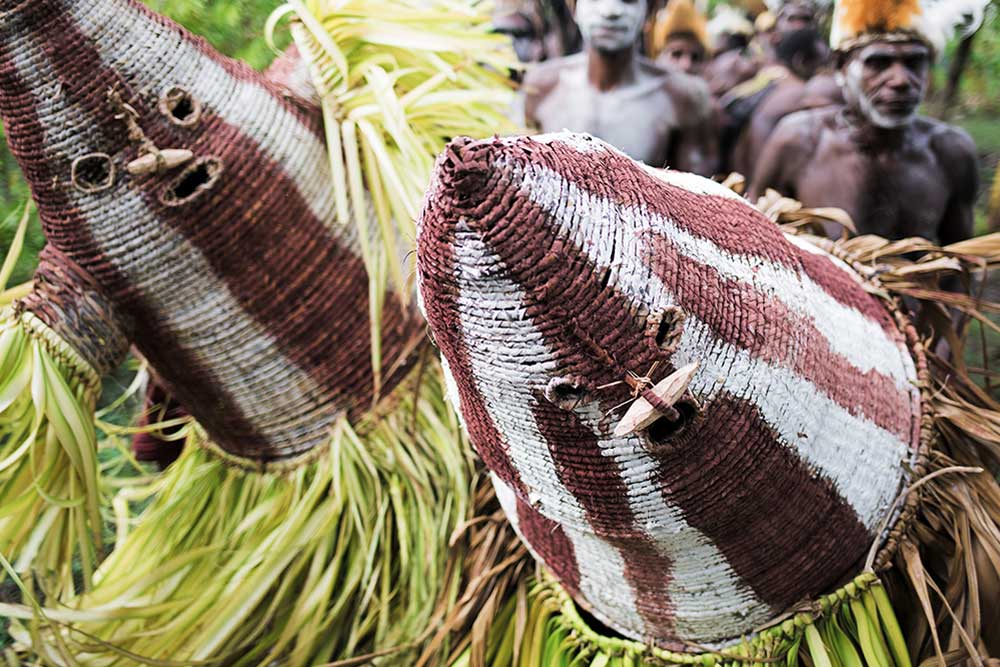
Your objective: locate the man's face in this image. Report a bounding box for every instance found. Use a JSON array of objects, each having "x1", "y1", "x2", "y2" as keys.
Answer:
[
  {"x1": 494, "y1": 11, "x2": 545, "y2": 62},
  {"x1": 840, "y1": 41, "x2": 931, "y2": 129},
  {"x1": 660, "y1": 34, "x2": 707, "y2": 76},
  {"x1": 775, "y1": 3, "x2": 815, "y2": 36},
  {"x1": 576, "y1": 0, "x2": 646, "y2": 54}
]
